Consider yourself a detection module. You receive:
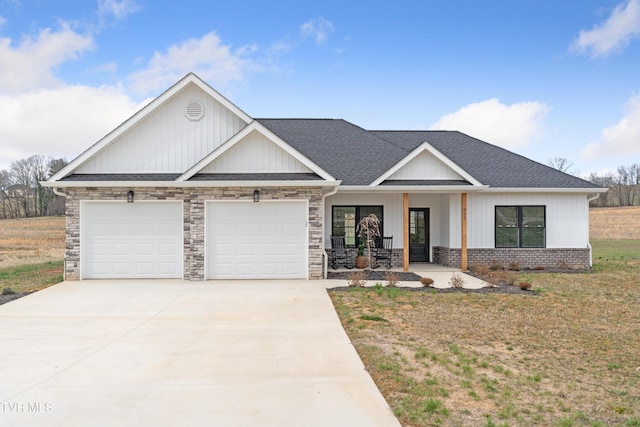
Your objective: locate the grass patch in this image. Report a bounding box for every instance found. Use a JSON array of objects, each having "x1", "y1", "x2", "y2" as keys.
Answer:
[
  {"x1": 329, "y1": 239, "x2": 640, "y2": 426},
  {"x1": 0, "y1": 261, "x2": 64, "y2": 293},
  {"x1": 359, "y1": 314, "x2": 387, "y2": 322}
]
